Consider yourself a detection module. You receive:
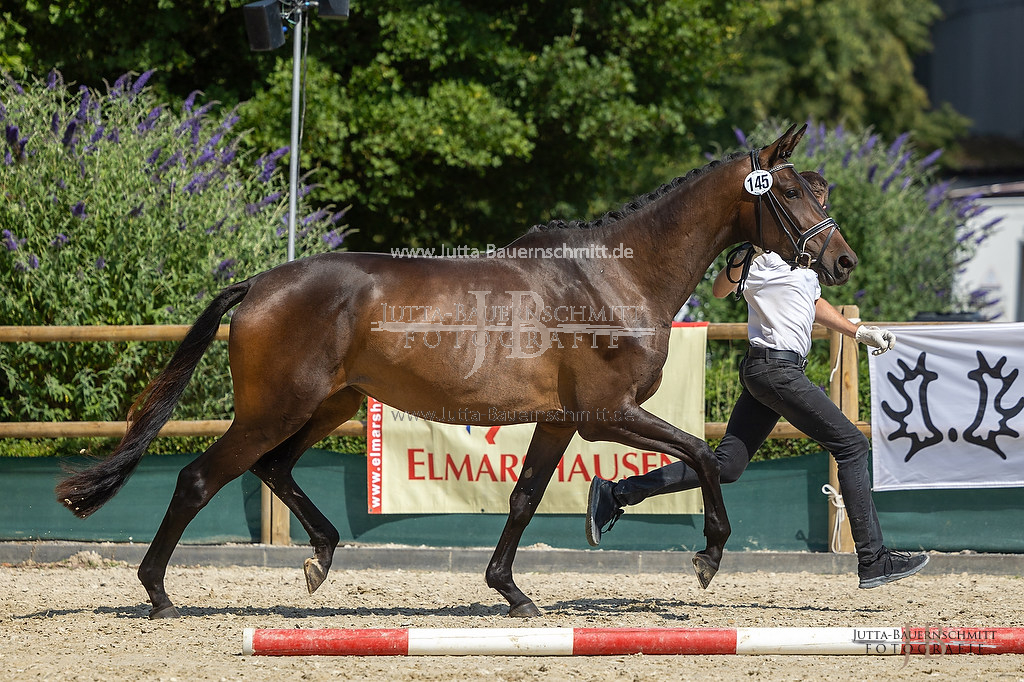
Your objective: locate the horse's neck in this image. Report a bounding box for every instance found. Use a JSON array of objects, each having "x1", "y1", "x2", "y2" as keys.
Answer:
[{"x1": 607, "y1": 174, "x2": 744, "y2": 321}]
